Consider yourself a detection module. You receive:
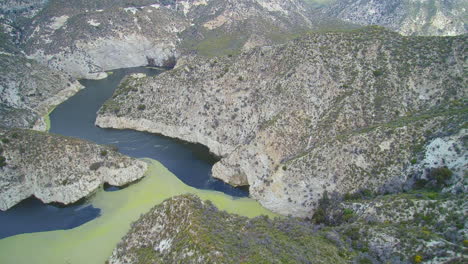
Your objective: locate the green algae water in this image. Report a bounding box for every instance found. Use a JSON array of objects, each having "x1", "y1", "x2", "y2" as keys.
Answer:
[{"x1": 0, "y1": 159, "x2": 276, "y2": 264}]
